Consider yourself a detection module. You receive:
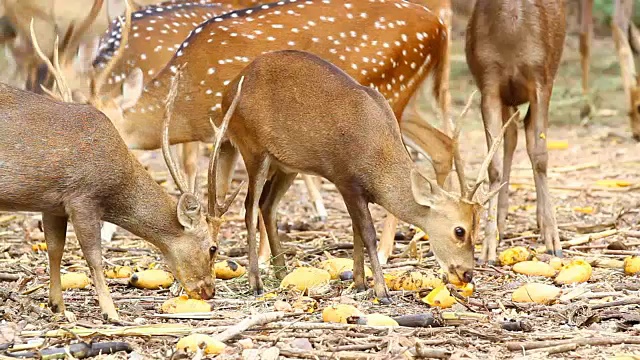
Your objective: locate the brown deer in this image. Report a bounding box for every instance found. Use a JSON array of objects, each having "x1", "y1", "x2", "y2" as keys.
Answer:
[
  {"x1": 465, "y1": 0, "x2": 567, "y2": 264},
  {"x1": 579, "y1": 0, "x2": 640, "y2": 140},
  {"x1": 70, "y1": 0, "x2": 457, "y2": 270},
  {"x1": 215, "y1": 49, "x2": 515, "y2": 299},
  {"x1": 0, "y1": 68, "x2": 239, "y2": 321}
]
